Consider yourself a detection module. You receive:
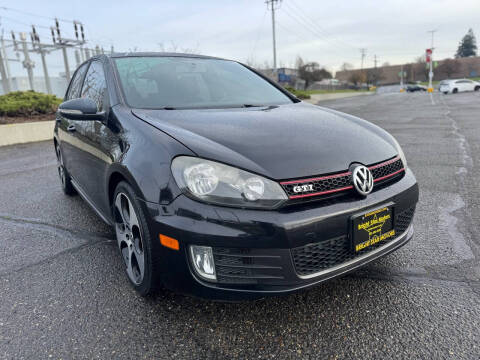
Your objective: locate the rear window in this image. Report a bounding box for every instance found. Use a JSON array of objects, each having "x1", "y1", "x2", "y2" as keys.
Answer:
[{"x1": 114, "y1": 56, "x2": 293, "y2": 109}]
